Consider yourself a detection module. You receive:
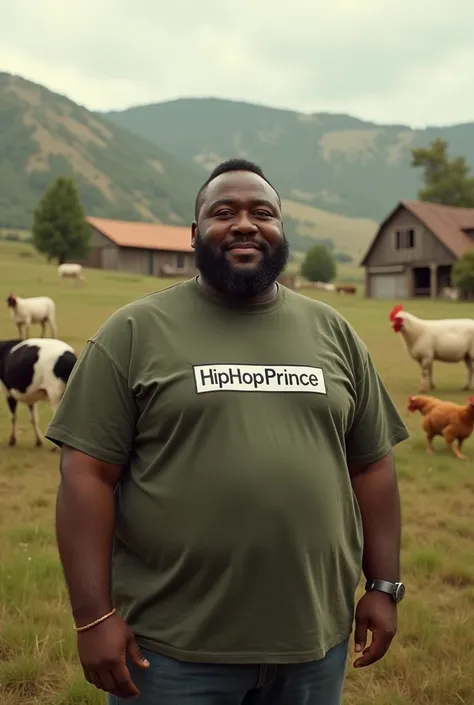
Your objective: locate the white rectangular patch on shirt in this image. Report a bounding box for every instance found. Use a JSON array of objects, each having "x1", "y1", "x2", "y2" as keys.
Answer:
[{"x1": 193, "y1": 364, "x2": 326, "y2": 394}]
